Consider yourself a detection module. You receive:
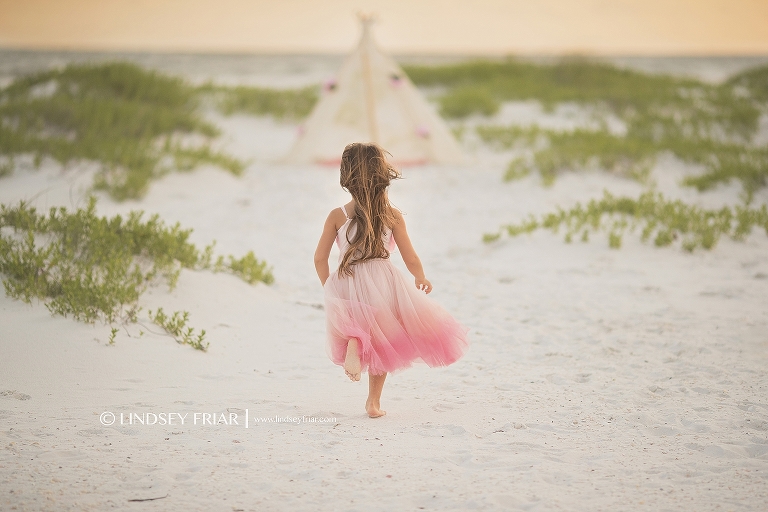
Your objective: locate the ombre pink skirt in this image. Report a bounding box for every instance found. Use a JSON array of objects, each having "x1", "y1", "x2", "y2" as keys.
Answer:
[{"x1": 324, "y1": 258, "x2": 469, "y2": 375}]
